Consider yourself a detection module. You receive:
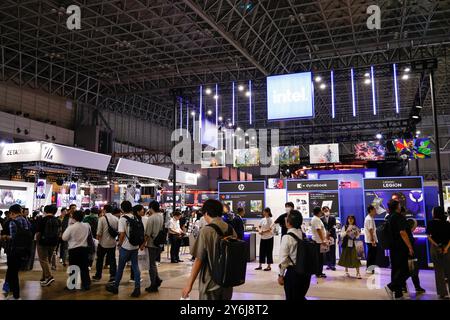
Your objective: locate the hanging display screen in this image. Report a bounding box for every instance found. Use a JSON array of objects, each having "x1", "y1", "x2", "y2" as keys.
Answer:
[
  {"x1": 309, "y1": 143, "x2": 340, "y2": 164},
  {"x1": 354, "y1": 141, "x2": 386, "y2": 161},
  {"x1": 266, "y1": 72, "x2": 314, "y2": 121},
  {"x1": 395, "y1": 138, "x2": 431, "y2": 159}
]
